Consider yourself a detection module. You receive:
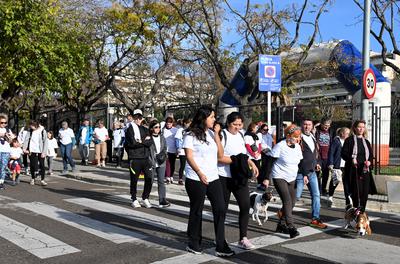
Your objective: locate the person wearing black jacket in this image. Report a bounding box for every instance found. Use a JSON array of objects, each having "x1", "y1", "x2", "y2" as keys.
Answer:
[
  {"x1": 124, "y1": 109, "x2": 154, "y2": 209},
  {"x1": 296, "y1": 119, "x2": 327, "y2": 229},
  {"x1": 341, "y1": 120, "x2": 377, "y2": 212}
]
